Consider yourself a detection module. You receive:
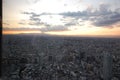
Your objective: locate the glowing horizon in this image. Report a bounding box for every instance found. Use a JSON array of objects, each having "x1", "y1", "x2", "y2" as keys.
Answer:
[{"x1": 3, "y1": 0, "x2": 120, "y2": 37}]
